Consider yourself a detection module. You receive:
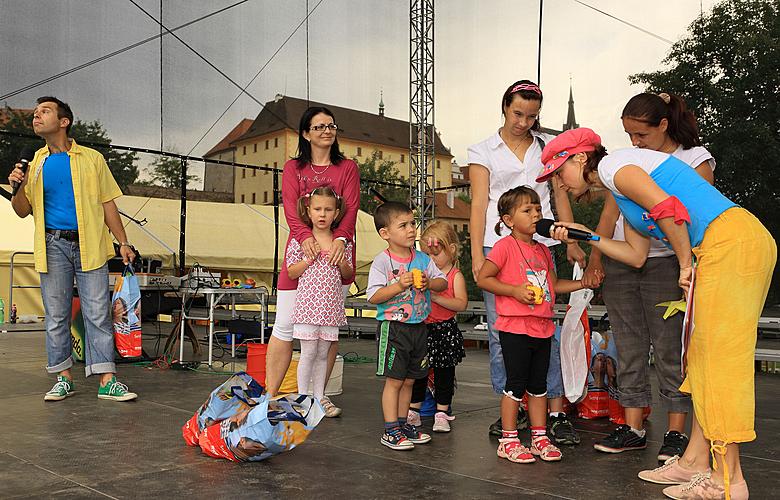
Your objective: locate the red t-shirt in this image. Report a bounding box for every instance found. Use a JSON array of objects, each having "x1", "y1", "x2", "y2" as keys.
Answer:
[
  {"x1": 278, "y1": 158, "x2": 361, "y2": 290},
  {"x1": 485, "y1": 235, "x2": 555, "y2": 338},
  {"x1": 426, "y1": 266, "x2": 460, "y2": 323}
]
